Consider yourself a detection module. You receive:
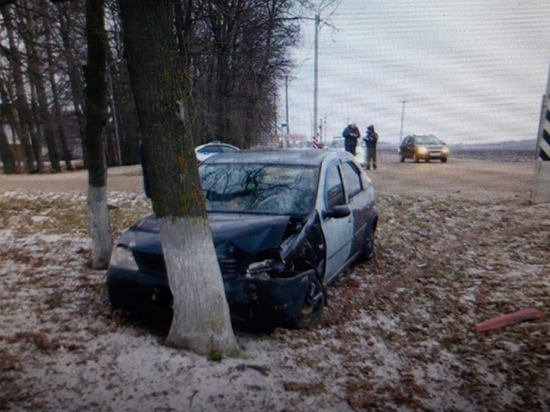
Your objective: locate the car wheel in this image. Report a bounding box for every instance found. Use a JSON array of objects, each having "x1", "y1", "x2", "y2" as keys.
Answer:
[
  {"x1": 425, "y1": 158, "x2": 430, "y2": 163},
  {"x1": 441, "y1": 157, "x2": 448, "y2": 163},
  {"x1": 361, "y1": 225, "x2": 375, "y2": 261},
  {"x1": 399, "y1": 153, "x2": 405, "y2": 163},
  {"x1": 289, "y1": 276, "x2": 325, "y2": 329},
  {"x1": 413, "y1": 154, "x2": 420, "y2": 163}
]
